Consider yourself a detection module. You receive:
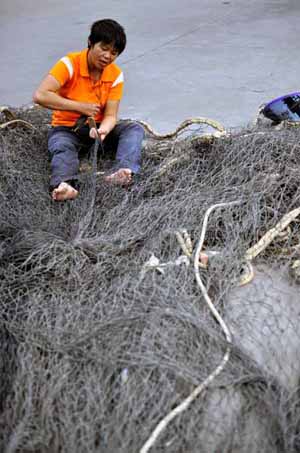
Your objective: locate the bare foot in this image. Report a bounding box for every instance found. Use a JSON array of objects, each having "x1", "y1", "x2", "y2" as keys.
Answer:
[
  {"x1": 104, "y1": 168, "x2": 132, "y2": 186},
  {"x1": 52, "y1": 182, "x2": 78, "y2": 201}
]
